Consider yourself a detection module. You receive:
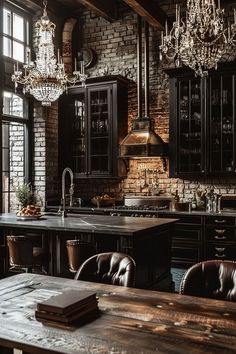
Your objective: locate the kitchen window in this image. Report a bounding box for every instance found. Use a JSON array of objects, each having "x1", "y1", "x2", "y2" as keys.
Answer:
[
  {"x1": 3, "y1": 3, "x2": 30, "y2": 62},
  {"x1": 2, "y1": 91, "x2": 29, "y2": 212}
]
